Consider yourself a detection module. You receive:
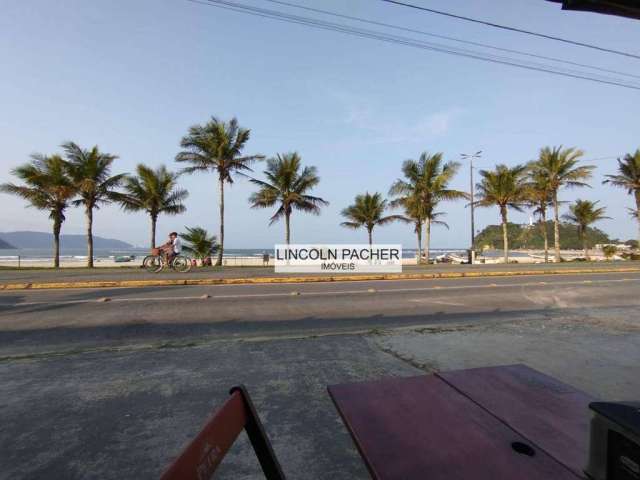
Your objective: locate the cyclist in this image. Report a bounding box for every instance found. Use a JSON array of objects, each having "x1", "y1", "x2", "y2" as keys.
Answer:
[{"x1": 159, "y1": 232, "x2": 181, "y2": 265}]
